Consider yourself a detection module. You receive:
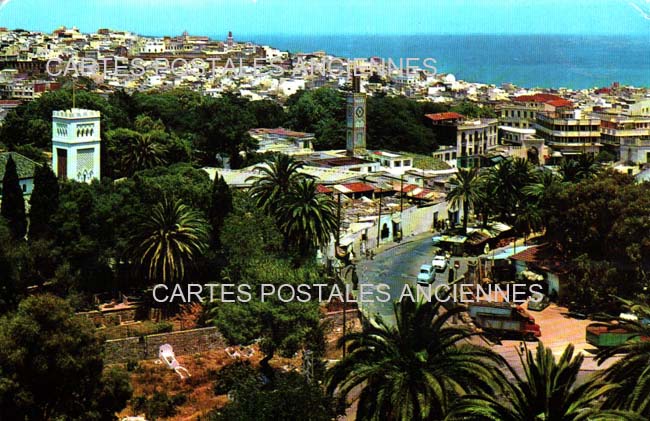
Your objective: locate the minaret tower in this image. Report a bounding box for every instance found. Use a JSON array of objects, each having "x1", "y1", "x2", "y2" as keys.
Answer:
[
  {"x1": 346, "y1": 76, "x2": 366, "y2": 156},
  {"x1": 226, "y1": 31, "x2": 234, "y2": 48},
  {"x1": 52, "y1": 108, "x2": 101, "y2": 183}
]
